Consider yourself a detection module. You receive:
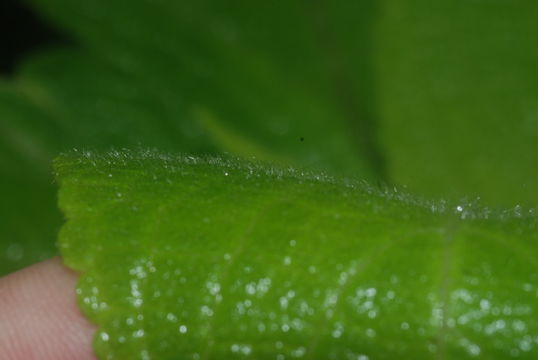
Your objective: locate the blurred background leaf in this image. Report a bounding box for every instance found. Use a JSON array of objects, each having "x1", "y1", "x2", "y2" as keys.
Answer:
[
  {"x1": 374, "y1": 0, "x2": 538, "y2": 206},
  {"x1": 0, "y1": 0, "x2": 537, "y2": 274}
]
